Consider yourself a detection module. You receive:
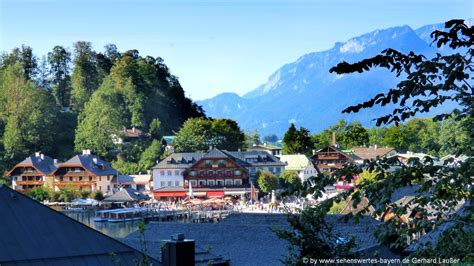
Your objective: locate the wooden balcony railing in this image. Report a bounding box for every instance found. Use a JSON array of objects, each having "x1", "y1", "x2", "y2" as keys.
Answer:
[
  {"x1": 55, "y1": 181, "x2": 96, "y2": 186},
  {"x1": 16, "y1": 181, "x2": 44, "y2": 185}
]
